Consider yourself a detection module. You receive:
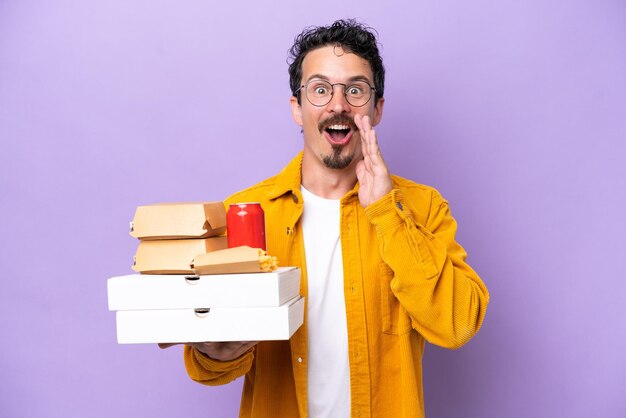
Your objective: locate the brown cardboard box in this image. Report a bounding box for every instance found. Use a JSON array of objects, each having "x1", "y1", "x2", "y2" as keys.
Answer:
[
  {"x1": 192, "y1": 246, "x2": 268, "y2": 275},
  {"x1": 130, "y1": 202, "x2": 226, "y2": 240},
  {"x1": 133, "y1": 237, "x2": 228, "y2": 274}
]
